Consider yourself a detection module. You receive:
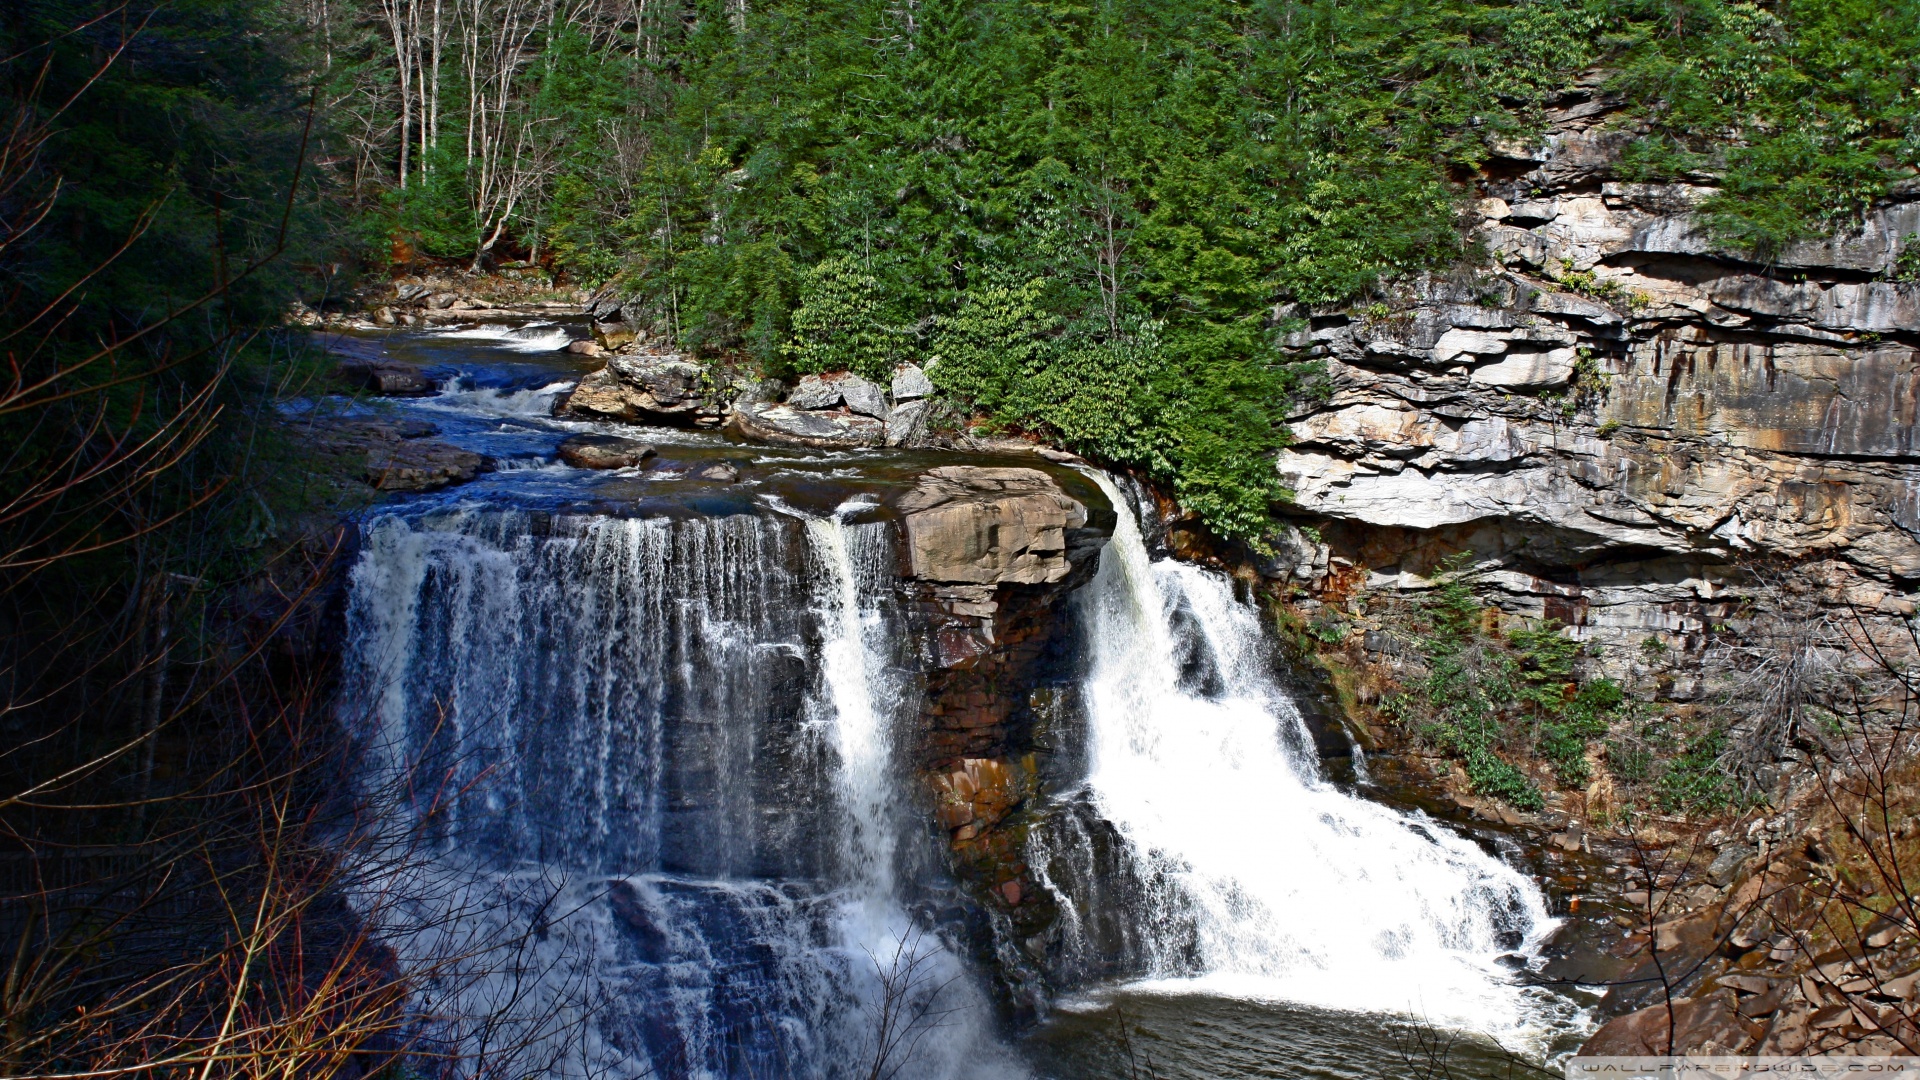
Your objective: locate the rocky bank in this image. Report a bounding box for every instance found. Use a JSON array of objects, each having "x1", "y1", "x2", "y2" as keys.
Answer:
[{"x1": 1238, "y1": 89, "x2": 1920, "y2": 1058}]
